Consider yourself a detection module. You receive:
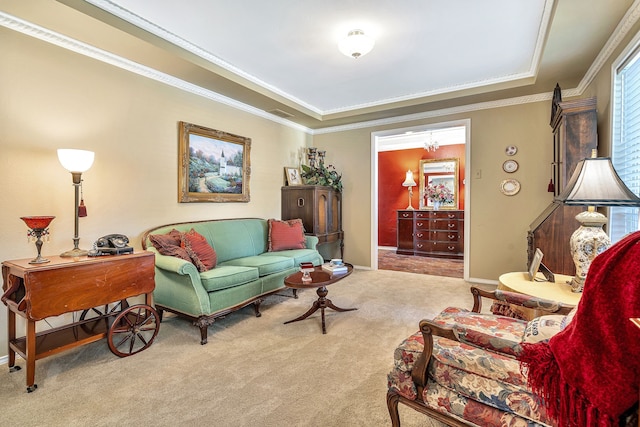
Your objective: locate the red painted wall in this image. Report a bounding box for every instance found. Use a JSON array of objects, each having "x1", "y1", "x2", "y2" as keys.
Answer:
[{"x1": 378, "y1": 145, "x2": 466, "y2": 247}]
